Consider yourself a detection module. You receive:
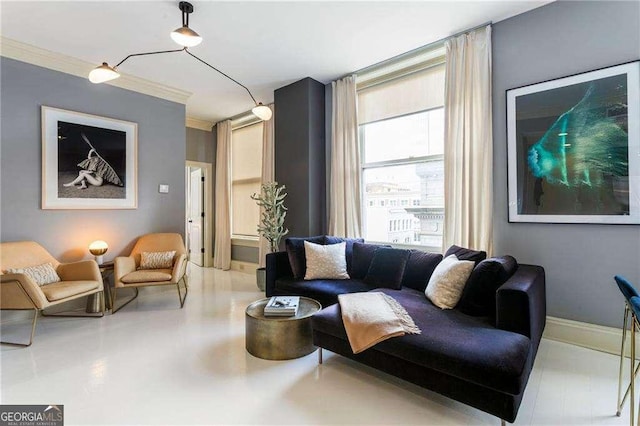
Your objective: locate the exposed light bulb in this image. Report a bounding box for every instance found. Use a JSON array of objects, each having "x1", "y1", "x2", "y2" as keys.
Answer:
[
  {"x1": 170, "y1": 26, "x2": 202, "y2": 47},
  {"x1": 252, "y1": 104, "x2": 273, "y2": 121},
  {"x1": 88, "y1": 63, "x2": 120, "y2": 84}
]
